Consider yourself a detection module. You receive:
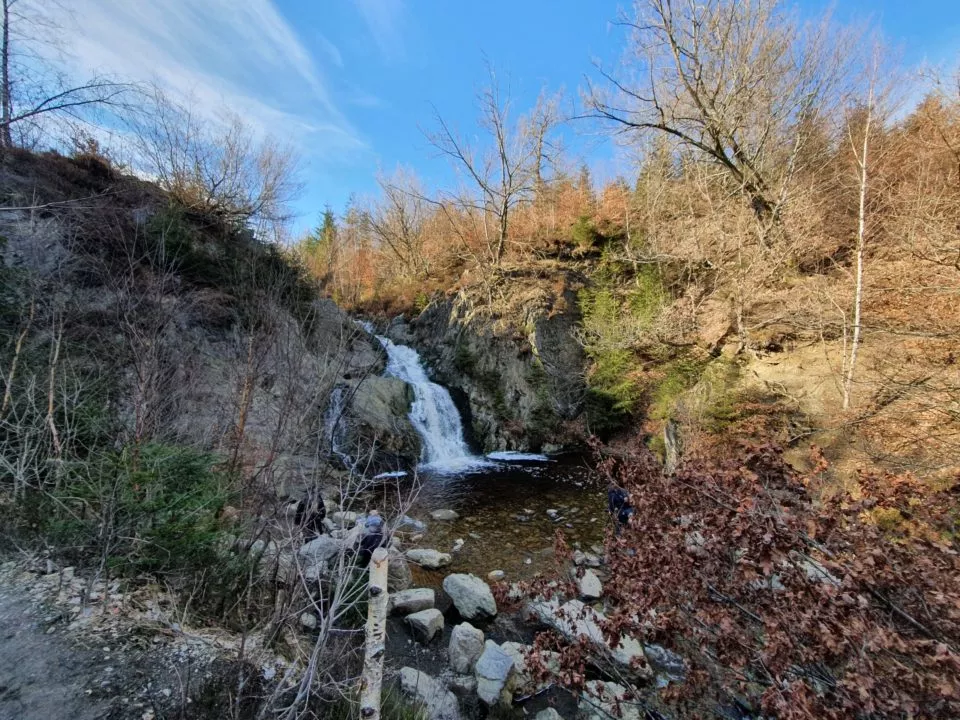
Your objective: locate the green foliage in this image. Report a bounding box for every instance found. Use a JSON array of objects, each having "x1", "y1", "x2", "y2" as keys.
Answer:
[
  {"x1": 648, "y1": 357, "x2": 706, "y2": 421},
  {"x1": 571, "y1": 215, "x2": 600, "y2": 249},
  {"x1": 145, "y1": 204, "x2": 319, "y2": 330},
  {"x1": 48, "y1": 444, "x2": 234, "y2": 582}
]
